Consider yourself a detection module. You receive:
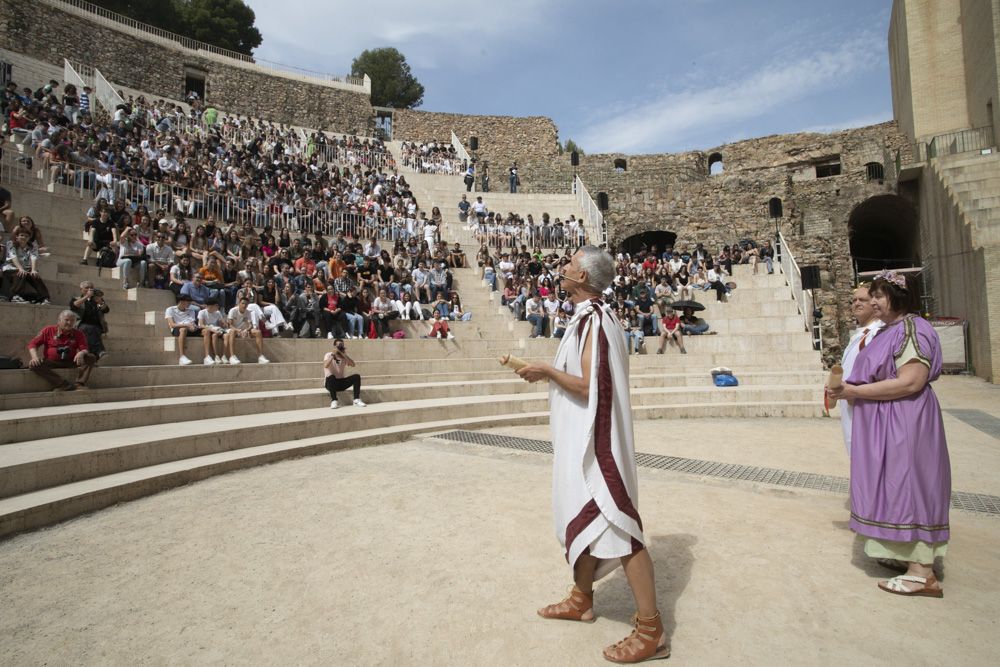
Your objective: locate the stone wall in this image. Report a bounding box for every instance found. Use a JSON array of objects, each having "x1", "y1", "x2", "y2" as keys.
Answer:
[
  {"x1": 0, "y1": 0, "x2": 373, "y2": 133},
  {"x1": 569, "y1": 123, "x2": 909, "y2": 366},
  {"x1": 392, "y1": 109, "x2": 560, "y2": 175}
]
